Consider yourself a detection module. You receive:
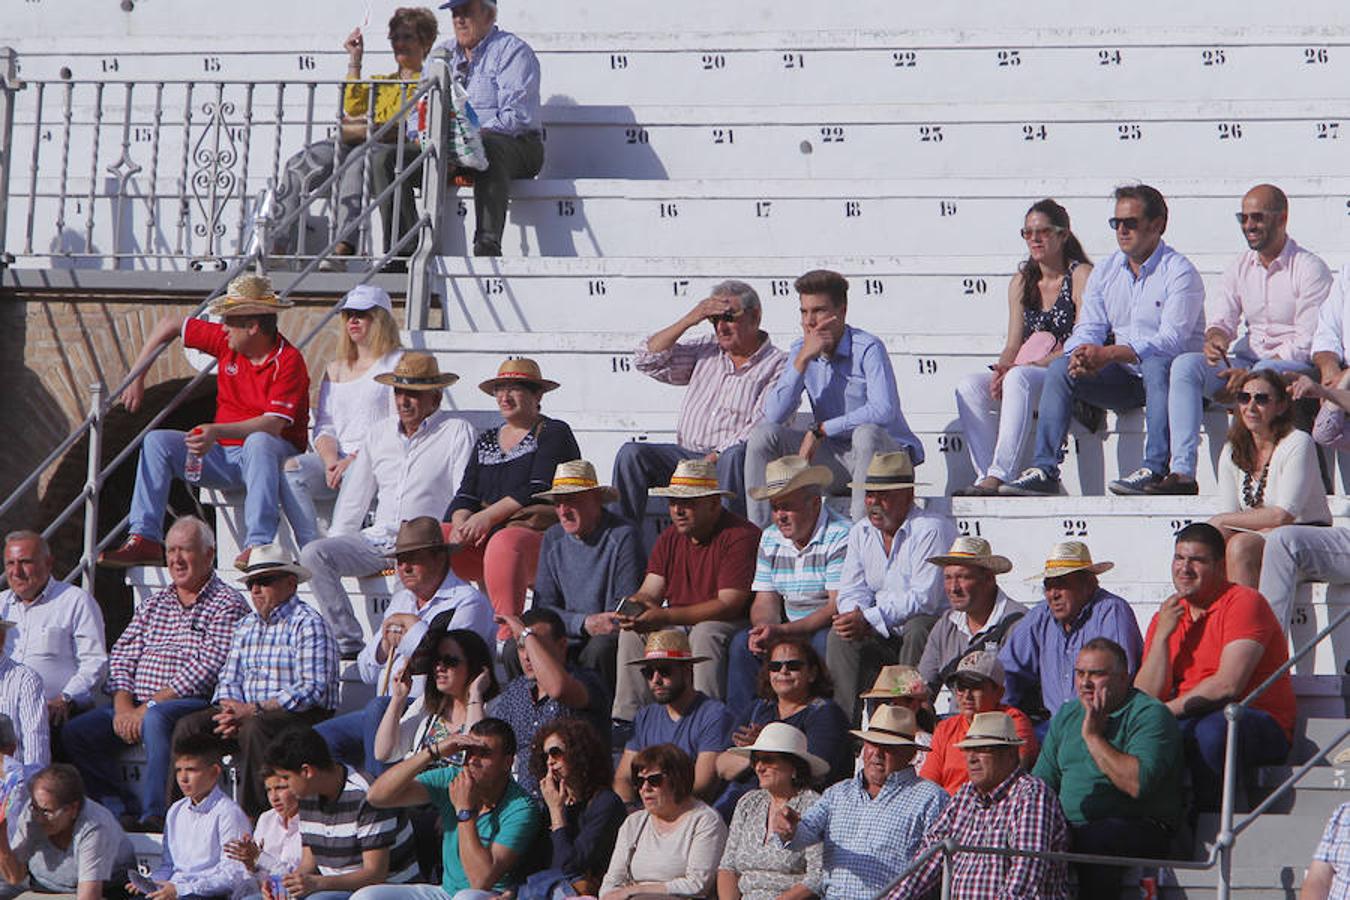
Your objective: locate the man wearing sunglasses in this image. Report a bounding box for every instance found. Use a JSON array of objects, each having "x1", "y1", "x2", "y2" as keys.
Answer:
[
  {"x1": 1145, "y1": 184, "x2": 1332, "y2": 495},
  {"x1": 1001, "y1": 184, "x2": 1206, "y2": 496},
  {"x1": 614, "y1": 280, "x2": 786, "y2": 547}
]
